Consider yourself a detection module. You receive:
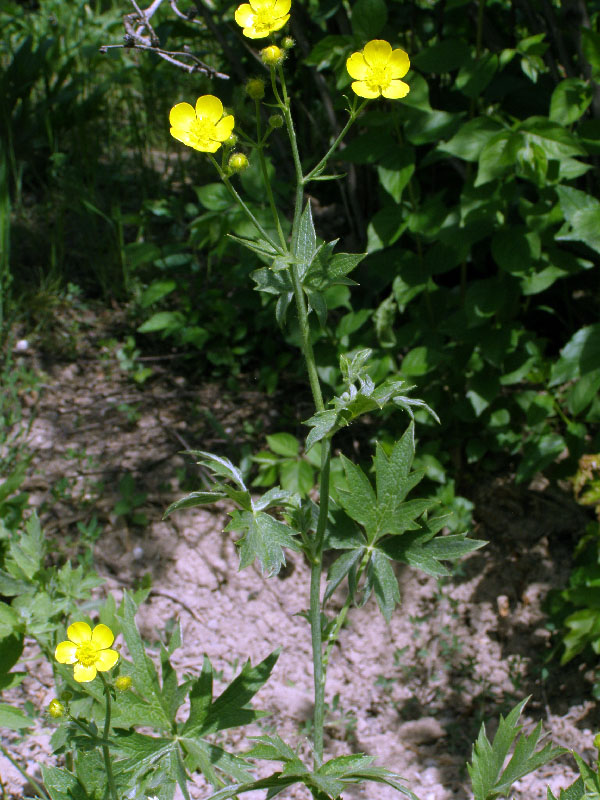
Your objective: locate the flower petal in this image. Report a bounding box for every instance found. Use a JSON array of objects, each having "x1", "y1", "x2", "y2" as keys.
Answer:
[
  {"x1": 196, "y1": 95, "x2": 223, "y2": 124},
  {"x1": 199, "y1": 140, "x2": 222, "y2": 153},
  {"x1": 73, "y1": 663, "x2": 97, "y2": 683},
  {"x1": 351, "y1": 80, "x2": 381, "y2": 99},
  {"x1": 55, "y1": 641, "x2": 78, "y2": 664},
  {"x1": 95, "y1": 648, "x2": 120, "y2": 671},
  {"x1": 382, "y1": 79, "x2": 410, "y2": 99},
  {"x1": 243, "y1": 26, "x2": 267, "y2": 38},
  {"x1": 235, "y1": 4, "x2": 255, "y2": 28},
  {"x1": 170, "y1": 127, "x2": 194, "y2": 147},
  {"x1": 67, "y1": 621, "x2": 92, "y2": 644},
  {"x1": 91, "y1": 624, "x2": 114, "y2": 649},
  {"x1": 268, "y1": 13, "x2": 289, "y2": 31},
  {"x1": 213, "y1": 115, "x2": 235, "y2": 142},
  {"x1": 389, "y1": 48, "x2": 410, "y2": 78},
  {"x1": 272, "y1": 0, "x2": 290, "y2": 16},
  {"x1": 169, "y1": 102, "x2": 195, "y2": 129},
  {"x1": 346, "y1": 52, "x2": 369, "y2": 80},
  {"x1": 363, "y1": 39, "x2": 392, "y2": 68}
]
